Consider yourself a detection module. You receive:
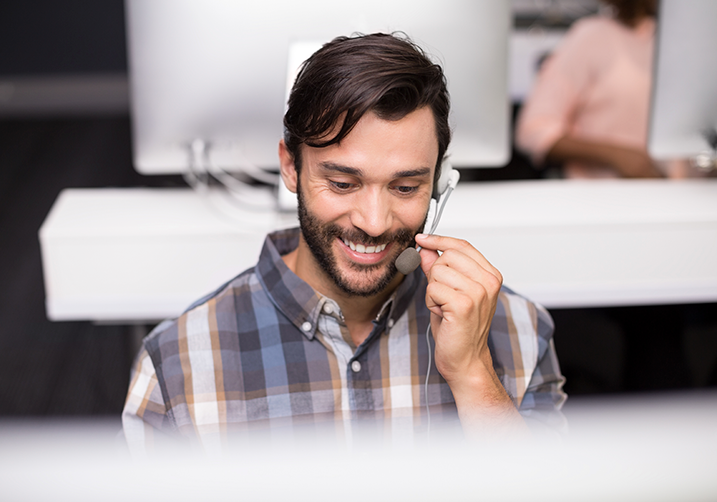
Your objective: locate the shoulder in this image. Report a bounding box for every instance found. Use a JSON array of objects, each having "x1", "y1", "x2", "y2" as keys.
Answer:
[
  {"x1": 180, "y1": 266, "x2": 261, "y2": 316},
  {"x1": 533, "y1": 16, "x2": 620, "y2": 85},
  {"x1": 566, "y1": 15, "x2": 622, "y2": 43},
  {"x1": 549, "y1": 16, "x2": 622, "y2": 65},
  {"x1": 136, "y1": 268, "x2": 266, "y2": 426},
  {"x1": 144, "y1": 267, "x2": 262, "y2": 364}
]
